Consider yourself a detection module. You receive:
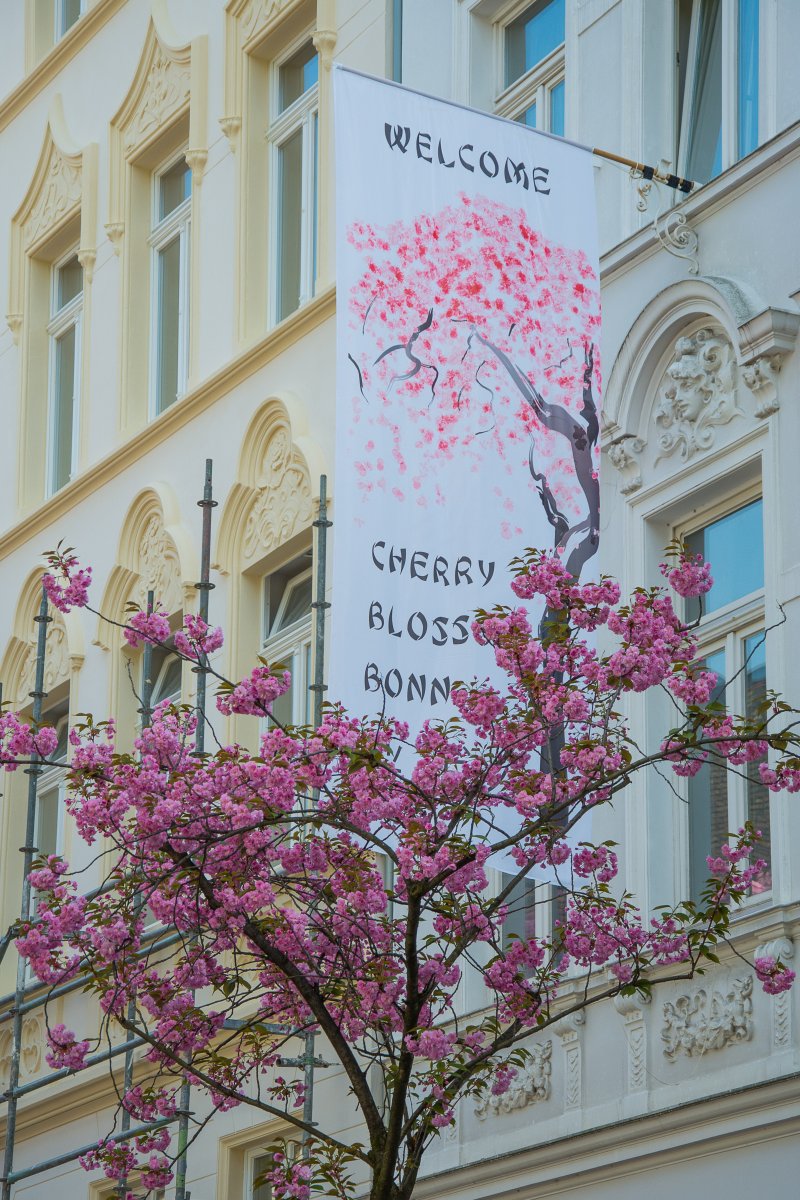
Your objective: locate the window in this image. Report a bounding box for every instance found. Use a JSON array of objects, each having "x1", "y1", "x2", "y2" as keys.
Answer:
[
  {"x1": 681, "y1": 497, "x2": 770, "y2": 899},
  {"x1": 47, "y1": 253, "x2": 83, "y2": 495},
  {"x1": 33, "y1": 713, "x2": 68, "y2": 913},
  {"x1": 268, "y1": 39, "x2": 319, "y2": 323},
  {"x1": 247, "y1": 1150, "x2": 273, "y2": 1200},
  {"x1": 54, "y1": 0, "x2": 84, "y2": 40},
  {"x1": 499, "y1": 871, "x2": 537, "y2": 954},
  {"x1": 146, "y1": 637, "x2": 183, "y2": 711},
  {"x1": 150, "y1": 157, "x2": 192, "y2": 416},
  {"x1": 261, "y1": 554, "x2": 313, "y2": 727},
  {"x1": 496, "y1": 0, "x2": 566, "y2": 137},
  {"x1": 677, "y1": 0, "x2": 760, "y2": 184}
]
